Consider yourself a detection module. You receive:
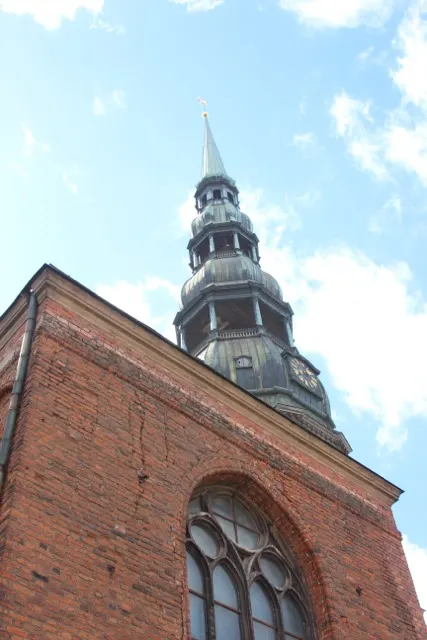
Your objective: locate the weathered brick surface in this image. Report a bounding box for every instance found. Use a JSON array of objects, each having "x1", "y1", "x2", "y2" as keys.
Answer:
[{"x1": 0, "y1": 290, "x2": 425, "y2": 640}]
